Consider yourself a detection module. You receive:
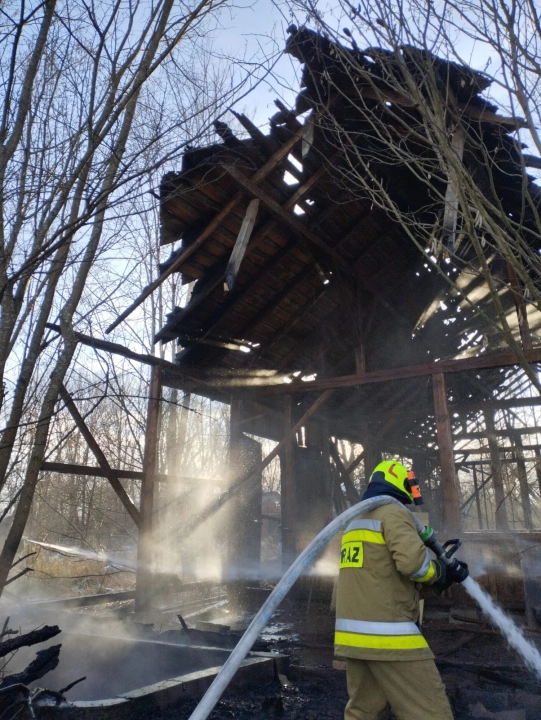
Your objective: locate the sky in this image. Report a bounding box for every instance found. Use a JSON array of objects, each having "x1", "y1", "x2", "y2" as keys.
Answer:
[{"x1": 205, "y1": 0, "x2": 303, "y2": 130}]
